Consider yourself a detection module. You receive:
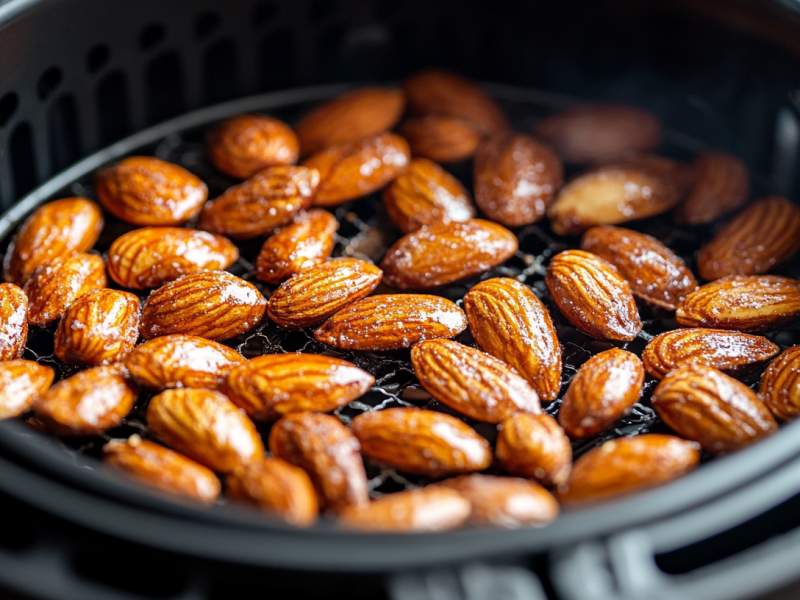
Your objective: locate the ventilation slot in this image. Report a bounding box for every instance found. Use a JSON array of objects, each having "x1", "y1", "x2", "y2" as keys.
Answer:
[
  {"x1": 0, "y1": 92, "x2": 18, "y2": 128},
  {"x1": 86, "y1": 44, "x2": 110, "y2": 74},
  {"x1": 145, "y1": 51, "x2": 186, "y2": 124},
  {"x1": 195, "y1": 11, "x2": 221, "y2": 39},
  {"x1": 48, "y1": 94, "x2": 81, "y2": 174},
  {"x1": 96, "y1": 70, "x2": 131, "y2": 145},
  {"x1": 10, "y1": 122, "x2": 37, "y2": 198},
  {"x1": 203, "y1": 39, "x2": 240, "y2": 105},
  {"x1": 139, "y1": 23, "x2": 166, "y2": 52},
  {"x1": 252, "y1": 2, "x2": 278, "y2": 28},
  {"x1": 37, "y1": 66, "x2": 63, "y2": 100},
  {"x1": 257, "y1": 29, "x2": 294, "y2": 91}
]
